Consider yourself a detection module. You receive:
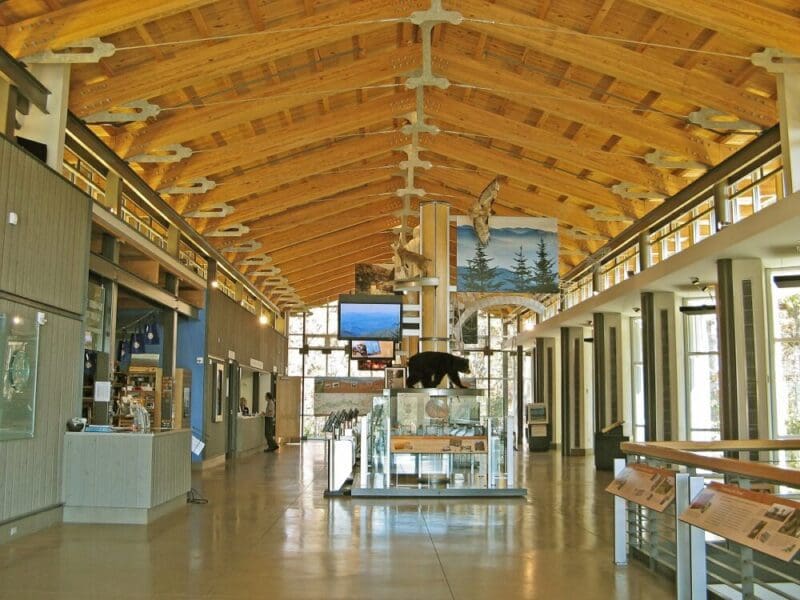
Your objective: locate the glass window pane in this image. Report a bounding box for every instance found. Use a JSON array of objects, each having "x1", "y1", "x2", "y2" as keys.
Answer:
[
  {"x1": 0, "y1": 305, "x2": 41, "y2": 440},
  {"x1": 303, "y1": 351, "x2": 327, "y2": 377},
  {"x1": 687, "y1": 354, "x2": 720, "y2": 439},
  {"x1": 686, "y1": 313, "x2": 718, "y2": 353}
]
